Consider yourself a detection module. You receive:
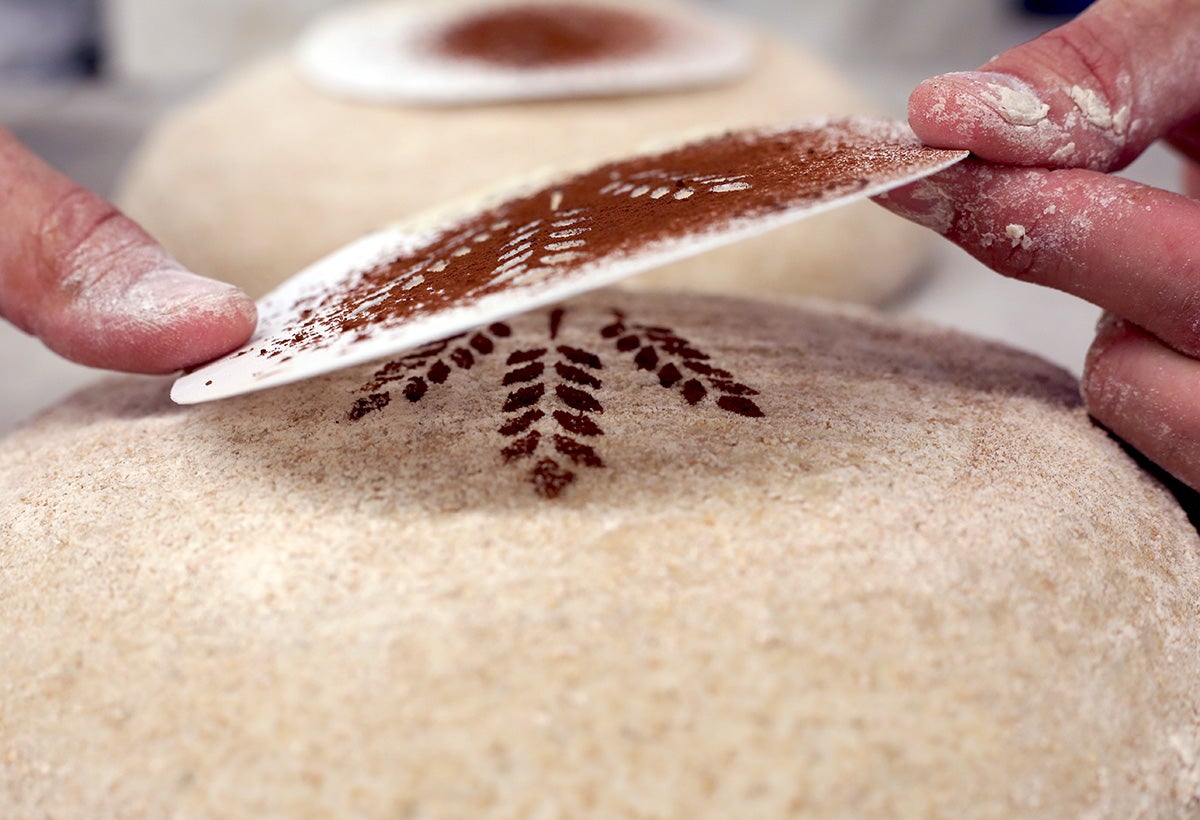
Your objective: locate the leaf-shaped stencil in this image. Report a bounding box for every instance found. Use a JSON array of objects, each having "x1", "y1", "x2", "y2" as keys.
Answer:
[{"x1": 172, "y1": 117, "x2": 968, "y2": 404}]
